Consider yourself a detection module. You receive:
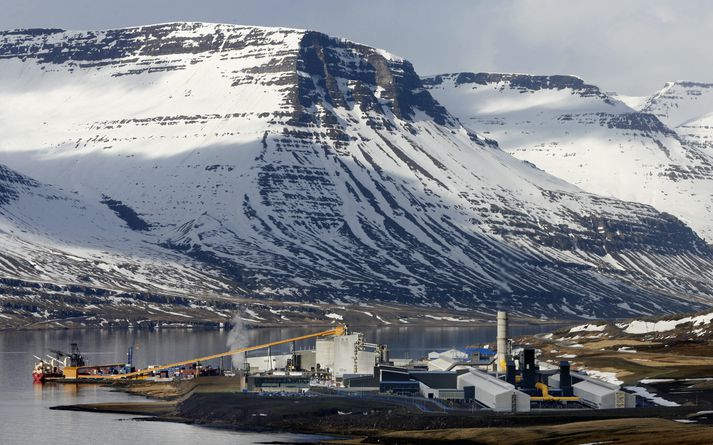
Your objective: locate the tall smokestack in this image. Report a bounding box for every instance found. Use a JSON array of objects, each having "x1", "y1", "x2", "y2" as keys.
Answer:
[
  {"x1": 496, "y1": 310, "x2": 508, "y2": 372},
  {"x1": 560, "y1": 361, "x2": 572, "y2": 396},
  {"x1": 522, "y1": 347, "x2": 536, "y2": 389},
  {"x1": 505, "y1": 360, "x2": 516, "y2": 385}
]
